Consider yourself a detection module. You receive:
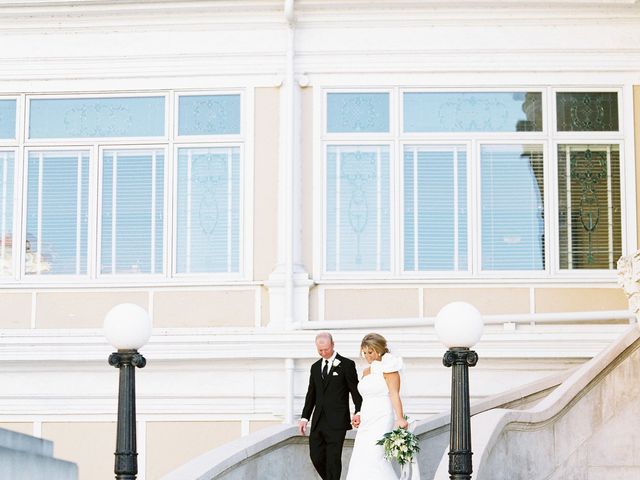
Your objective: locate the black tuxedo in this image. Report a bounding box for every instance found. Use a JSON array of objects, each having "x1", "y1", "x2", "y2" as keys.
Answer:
[{"x1": 301, "y1": 353, "x2": 363, "y2": 480}]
